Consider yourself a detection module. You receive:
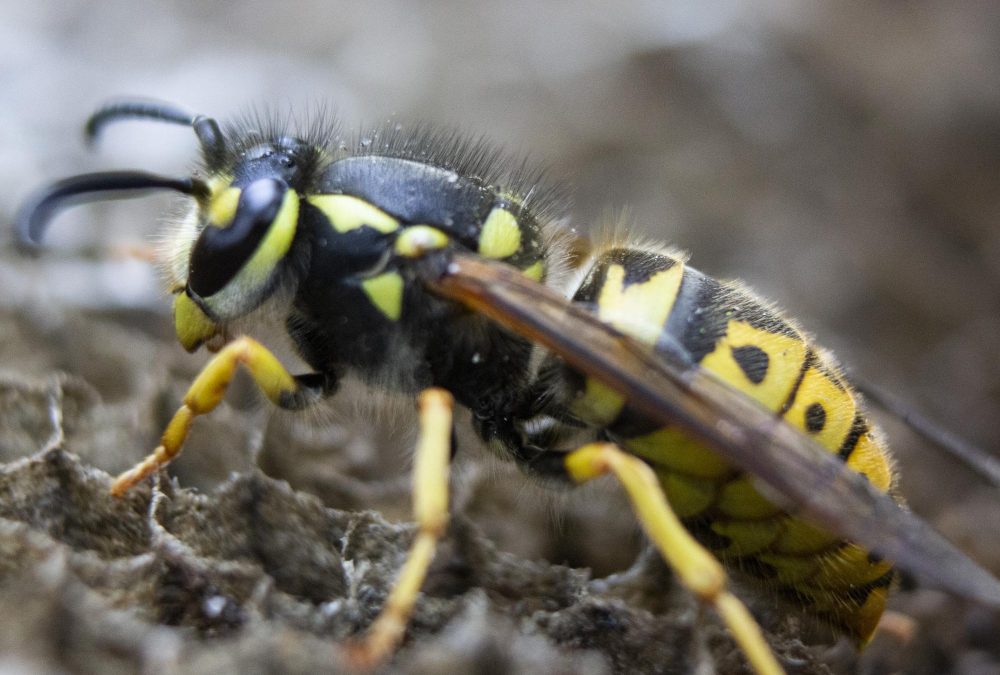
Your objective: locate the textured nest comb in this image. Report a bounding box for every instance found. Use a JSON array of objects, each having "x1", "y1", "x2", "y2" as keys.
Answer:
[{"x1": 0, "y1": 310, "x2": 843, "y2": 674}]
